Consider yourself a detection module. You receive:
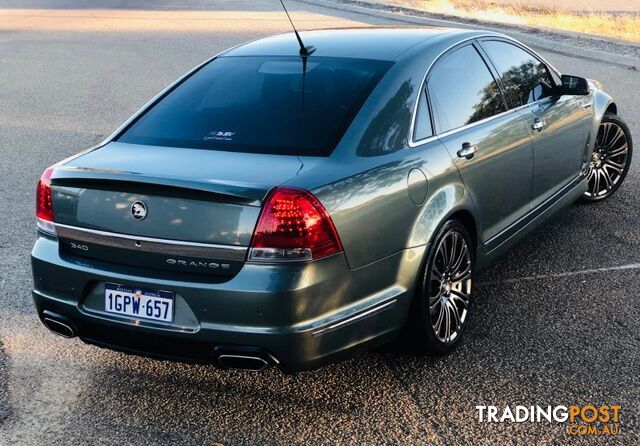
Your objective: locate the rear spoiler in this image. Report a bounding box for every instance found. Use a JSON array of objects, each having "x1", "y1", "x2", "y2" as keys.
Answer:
[{"x1": 51, "y1": 166, "x2": 267, "y2": 206}]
